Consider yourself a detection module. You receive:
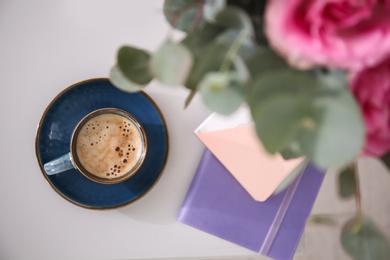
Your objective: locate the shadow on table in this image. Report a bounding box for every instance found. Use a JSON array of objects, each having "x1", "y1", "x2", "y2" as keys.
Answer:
[
  {"x1": 116, "y1": 179, "x2": 179, "y2": 224},
  {"x1": 116, "y1": 90, "x2": 209, "y2": 225}
]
